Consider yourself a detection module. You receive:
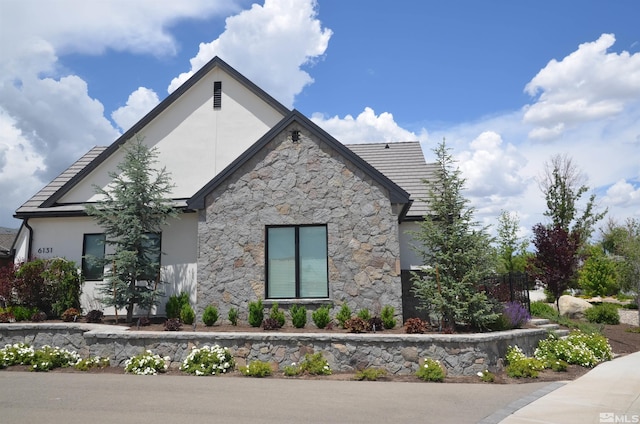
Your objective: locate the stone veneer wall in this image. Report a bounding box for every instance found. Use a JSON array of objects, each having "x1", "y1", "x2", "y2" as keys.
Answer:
[
  {"x1": 196, "y1": 124, "x2": 403, "y2": 321},
  {"x1": 0, "y1": 324, "x2": 551, "y2": 376}
]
